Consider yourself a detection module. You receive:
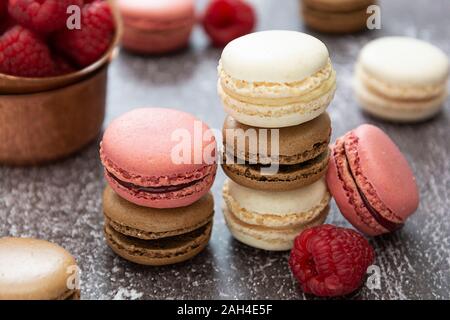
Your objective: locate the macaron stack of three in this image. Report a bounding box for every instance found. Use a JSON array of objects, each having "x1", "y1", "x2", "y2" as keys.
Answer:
[
  {"x1": 100, "y1": 108, "x2": 218, "y2": 266},
  {"x1": 218, "y1": 30, "x2": 337, "y2": 251}
]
